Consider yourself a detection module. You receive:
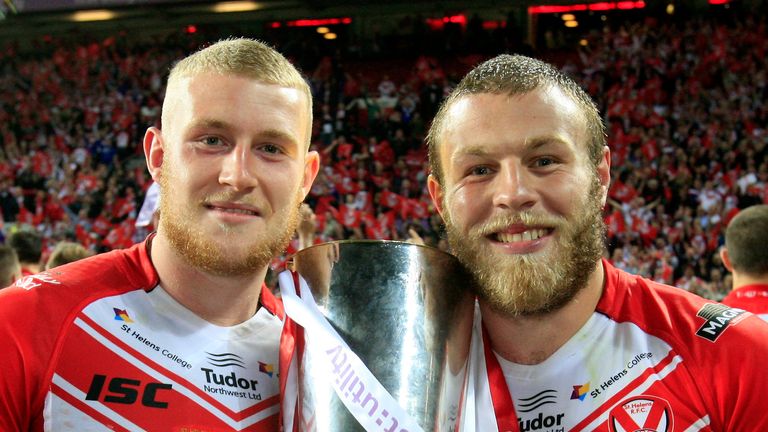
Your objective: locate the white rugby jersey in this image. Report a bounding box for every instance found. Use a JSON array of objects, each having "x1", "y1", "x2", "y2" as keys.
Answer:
[
  {"x1": 462, "y1": 259, "x2": 768, "y2": 432},
  {"x1": 0, "y1": 238, "x2": 283, "y2": 431}
]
